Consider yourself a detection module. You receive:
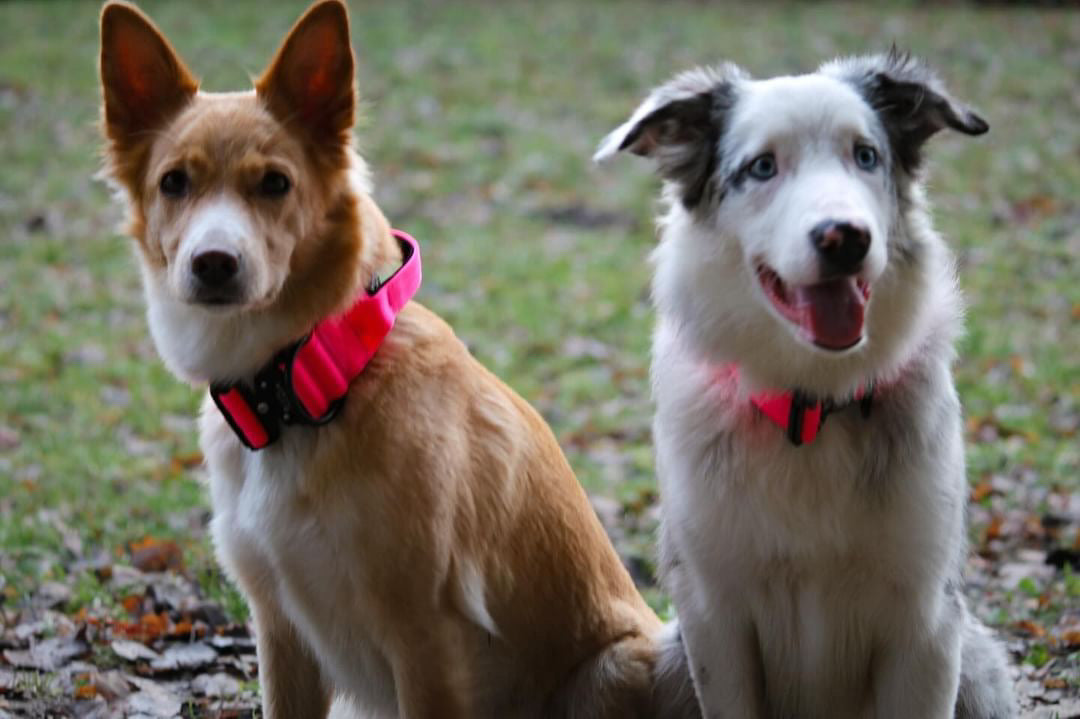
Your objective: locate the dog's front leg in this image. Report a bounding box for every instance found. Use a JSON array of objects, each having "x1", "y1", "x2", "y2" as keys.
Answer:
[
  {"x1": 388, "y1": 624, "x2": 470, "y2": 719},
  {"x1": 670, "y1": 573, "x2": 765, "y2": 719},
  {"x1": 252, "y1": 600, "x2": 331, "y2": 718},
  {"x1": 872, "y1": 597, "x2": 963, "y2": 719}
]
